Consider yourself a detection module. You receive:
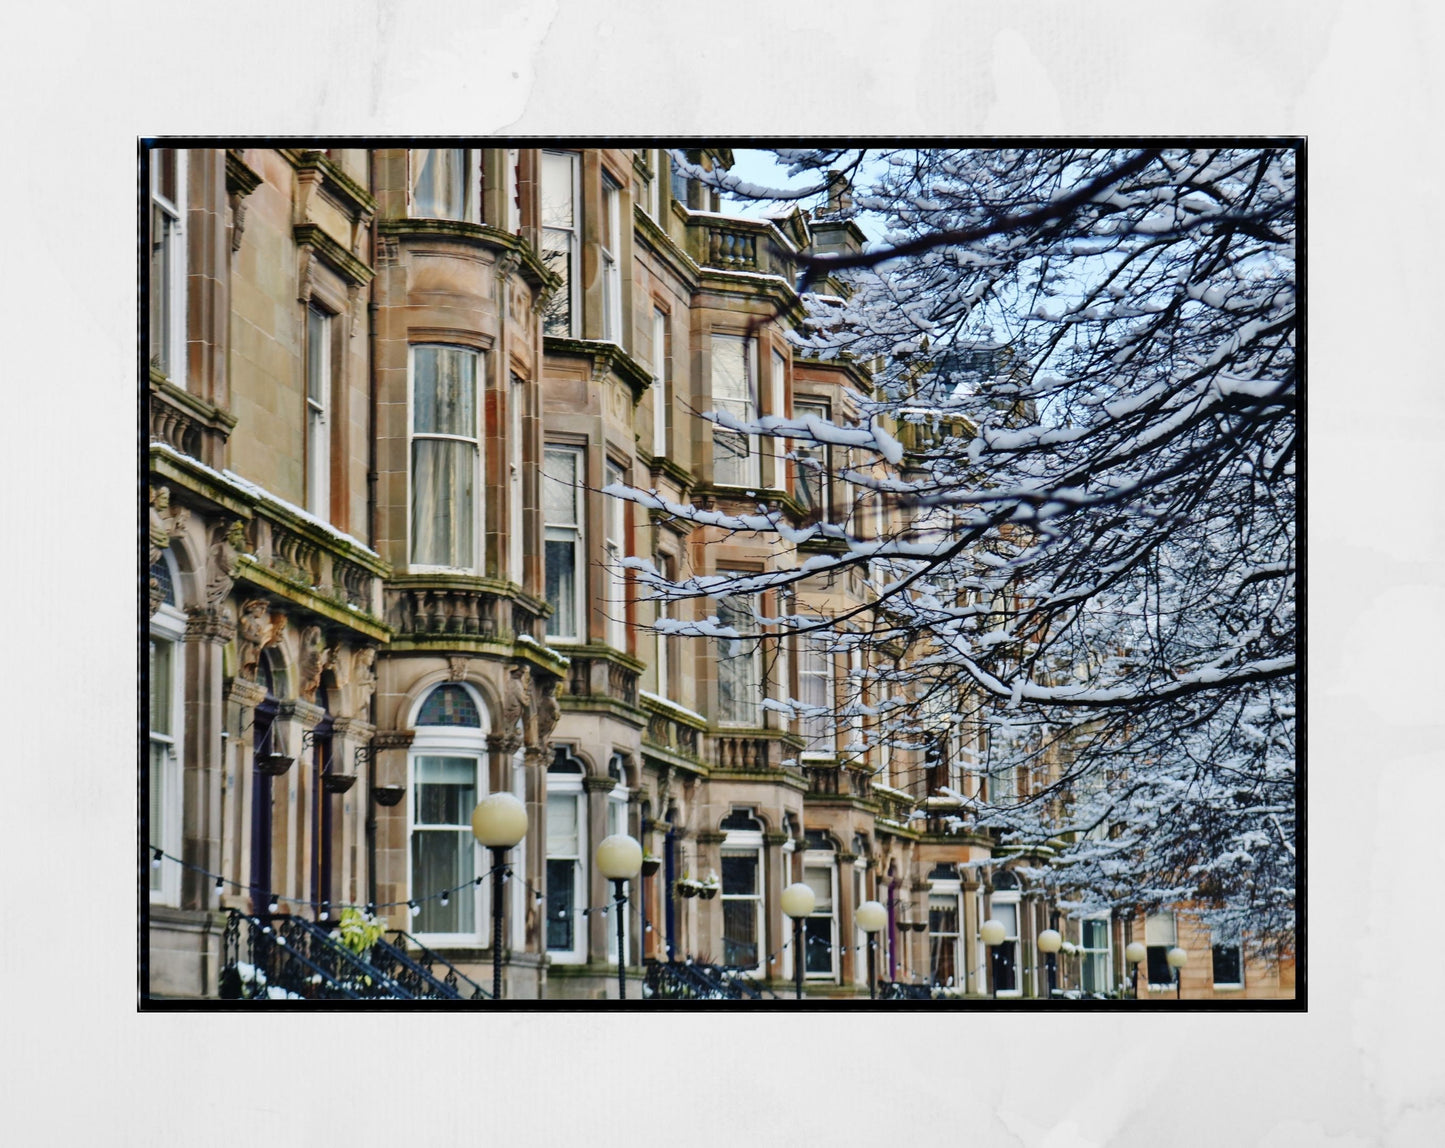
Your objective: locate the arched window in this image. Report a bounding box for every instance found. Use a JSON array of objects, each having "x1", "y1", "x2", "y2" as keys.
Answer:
[
  {"x1": 148, "y1": 547, "x2": 185, "y2": 905},
  {"x1": 409, "y1": 682, "x2": 490, "y2": 940},
  {"x1": 988, "y1": 870, "x2": 1022, "y2": 997},
  {"x1": 546, "y1": 748, "x2": 587, "y2": 963},
  {"x1": 802, "y1": 833, "x2": 838, "y2": 982},
  {"x1": 721, "y1": 808, "x2": 764, "y2": 971}
]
